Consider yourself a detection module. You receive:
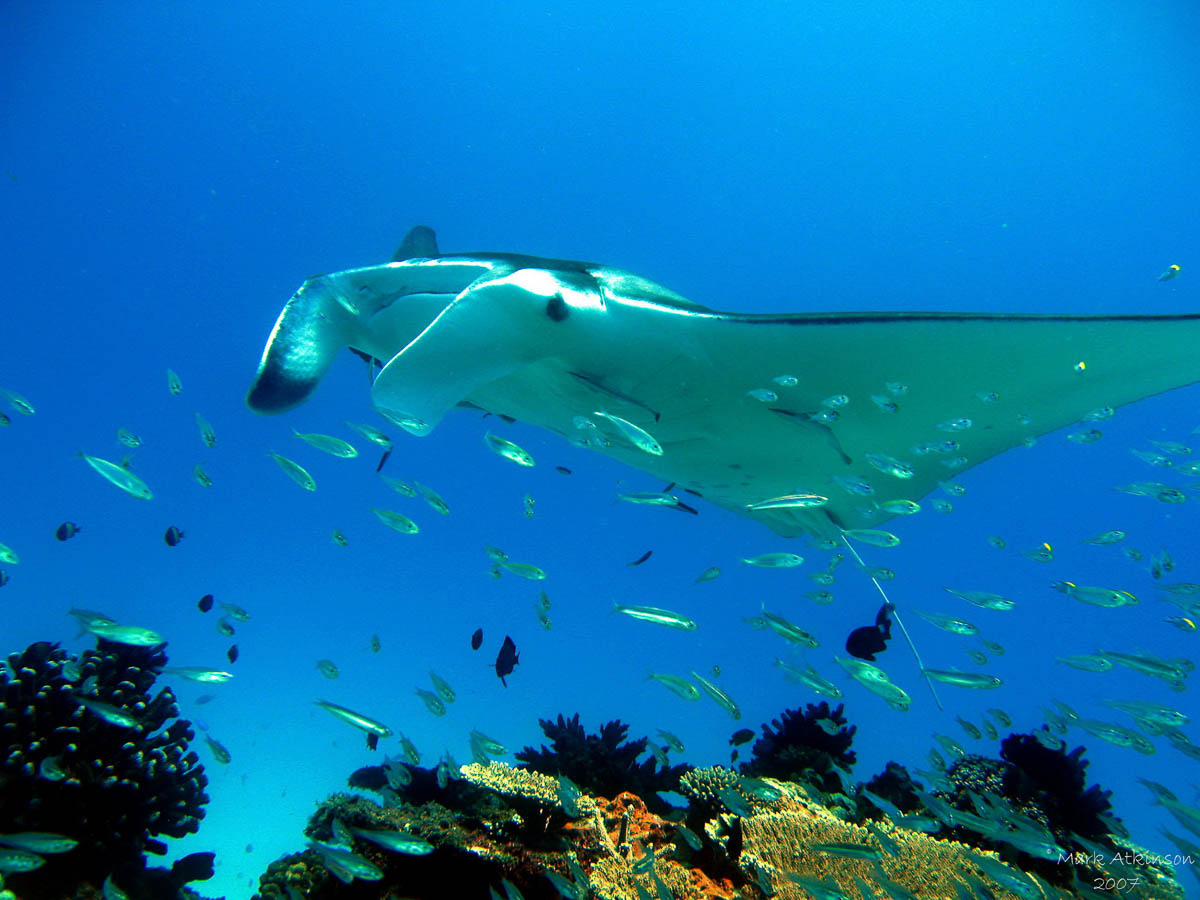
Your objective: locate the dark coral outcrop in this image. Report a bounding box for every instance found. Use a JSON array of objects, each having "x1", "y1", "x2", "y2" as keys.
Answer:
[
  {"x1": 938, "y1": 730, "x2": 1119, "y2": 888},
  {"x1": 738, "y1": 701, "x2": 856, "y2": 795},
  {"x1": 0, "y1": 640, "x2": 209, "y2": 896},
  {"x1": 514, "y1": 713, "x2": 691, "y2": 814},
  {"x1": 1000, "y1": 731, "x2": 1116, "y2": 844}
]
